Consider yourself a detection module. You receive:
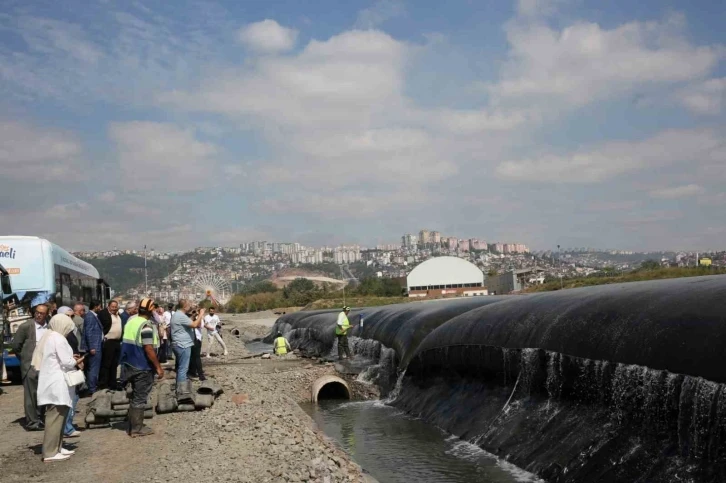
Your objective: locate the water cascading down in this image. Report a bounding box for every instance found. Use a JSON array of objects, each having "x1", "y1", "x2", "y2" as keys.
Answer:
[{"x1": 268, "y1": 275, "x2": 726, "y2": 482}]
